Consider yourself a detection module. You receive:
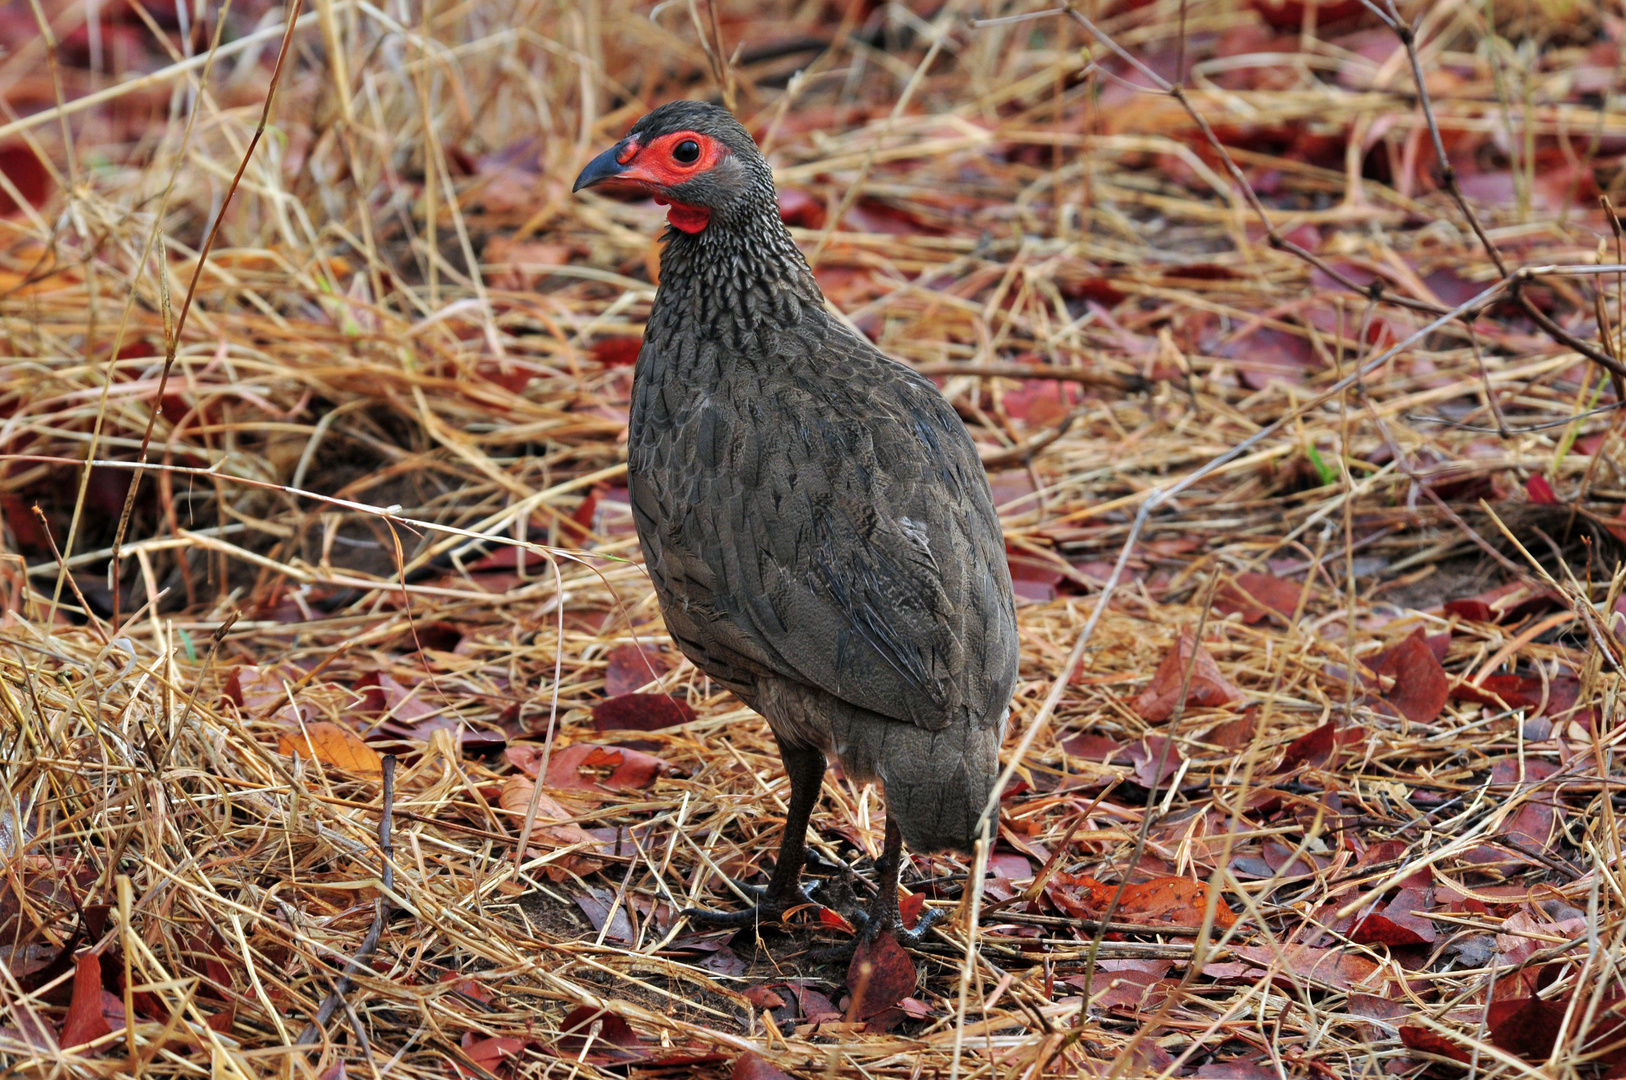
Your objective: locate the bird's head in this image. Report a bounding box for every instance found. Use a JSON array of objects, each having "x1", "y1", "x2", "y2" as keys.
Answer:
[{"x1": 572, "y1": 100, "x2": 769, "y2": 235}]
